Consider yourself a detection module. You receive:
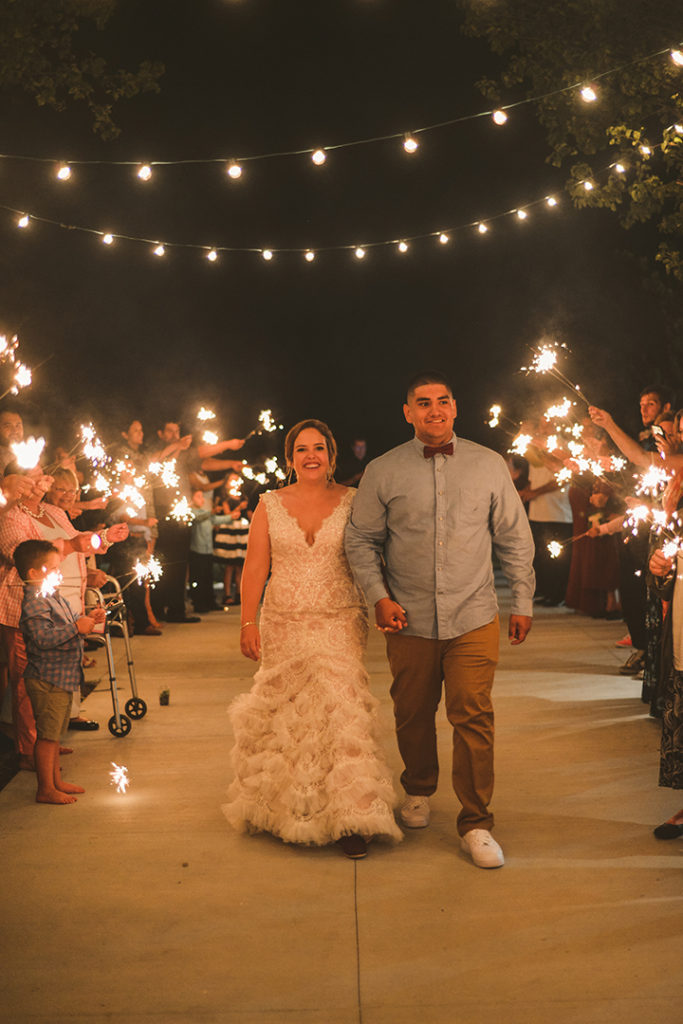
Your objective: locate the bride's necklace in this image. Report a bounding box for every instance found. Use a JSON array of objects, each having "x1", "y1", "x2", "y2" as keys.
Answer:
[{"x1": 18, "y1": 502, "x2": 47, "y2": 520}]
